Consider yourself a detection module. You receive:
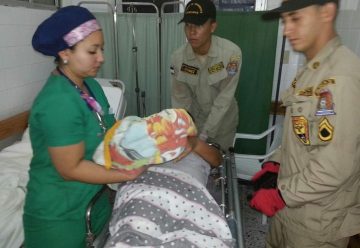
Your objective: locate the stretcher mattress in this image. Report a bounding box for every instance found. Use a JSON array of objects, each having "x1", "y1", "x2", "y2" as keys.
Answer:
[{"x1": 104, "y1": 156, "x2": 235, "y2": 248}]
